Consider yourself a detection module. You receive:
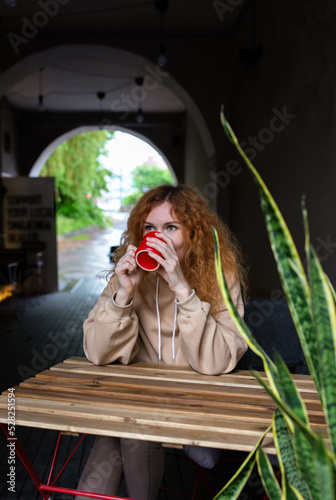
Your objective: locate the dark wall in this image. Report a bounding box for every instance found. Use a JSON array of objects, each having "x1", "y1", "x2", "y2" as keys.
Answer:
[{"x1": 220, "y1": 0, "x2": 336, "y2": 293}]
